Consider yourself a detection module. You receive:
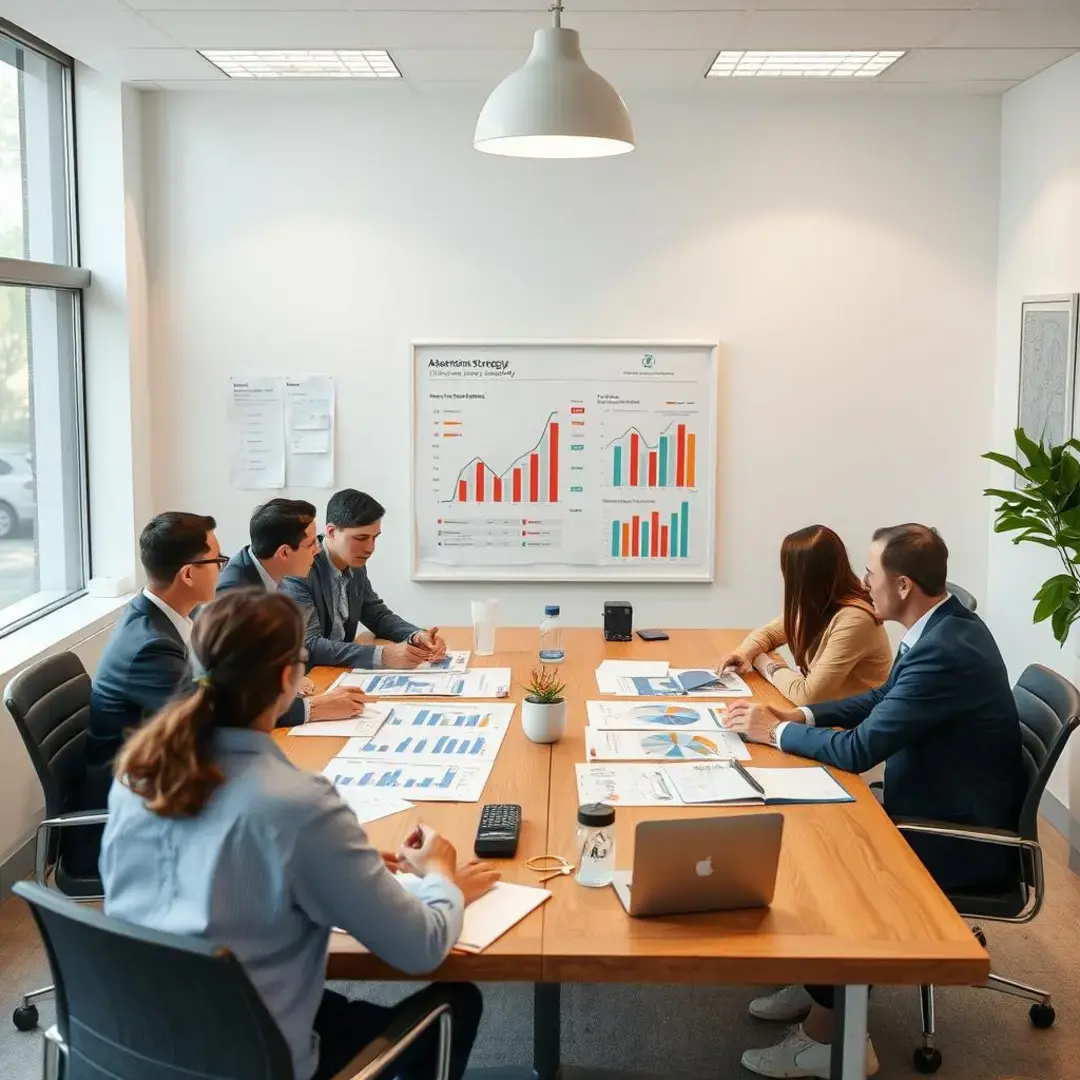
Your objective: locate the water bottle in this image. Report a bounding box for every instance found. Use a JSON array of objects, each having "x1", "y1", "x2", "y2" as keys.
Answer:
[{"x1": 539, "y1": 604, "x2": 565, "y2": 664}]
